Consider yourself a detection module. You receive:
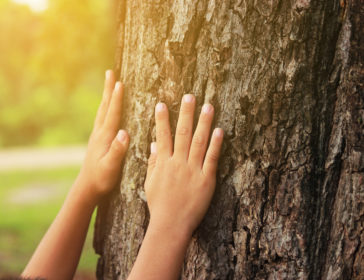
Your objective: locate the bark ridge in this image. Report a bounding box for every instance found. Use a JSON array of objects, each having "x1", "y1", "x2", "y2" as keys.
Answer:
[{"x1": 94, "y1": 1, "x2": 363, "y2": 279}]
